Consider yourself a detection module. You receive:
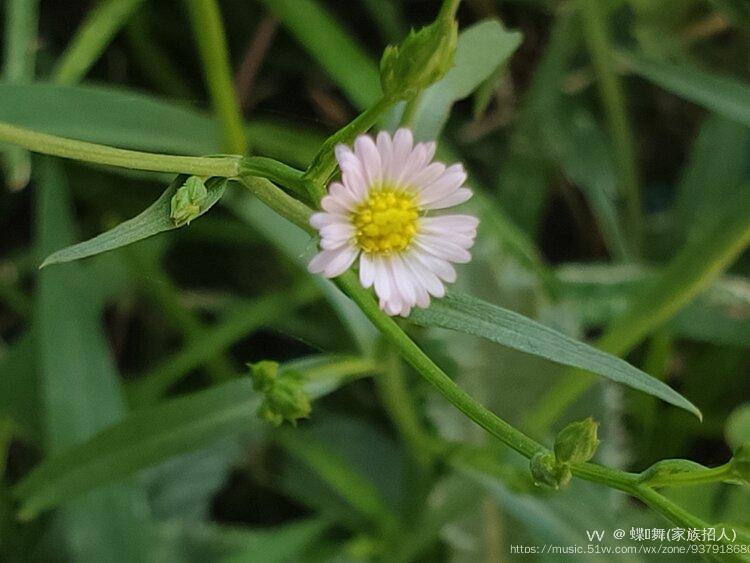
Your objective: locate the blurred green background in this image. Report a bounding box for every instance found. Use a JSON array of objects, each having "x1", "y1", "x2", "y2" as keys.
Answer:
[{"x1": 1, "y1": 0, "x2": 749, "y2": 561}]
